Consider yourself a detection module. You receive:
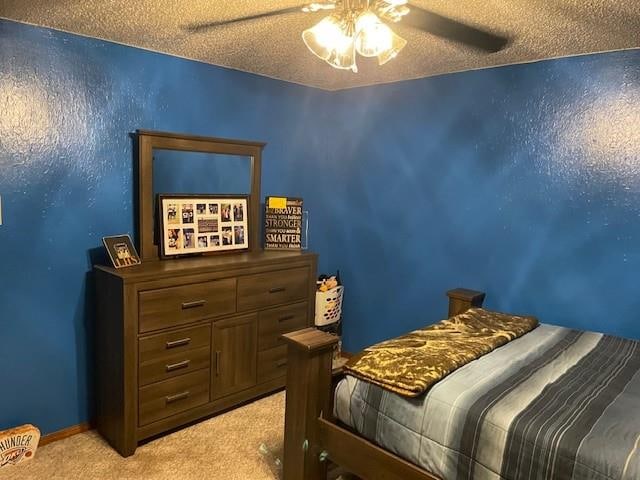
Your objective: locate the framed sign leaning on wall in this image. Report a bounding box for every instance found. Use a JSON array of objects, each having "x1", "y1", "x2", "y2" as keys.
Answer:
[
  {"x1": 103, "y1": 234, "x2": 141, "y2": 268},
  {"x1": 158, "y1": 194, "x2": 249, "y2": 258},
  {"x1": 264, "y1": 196, "x2": 304, "y2": 250}
]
